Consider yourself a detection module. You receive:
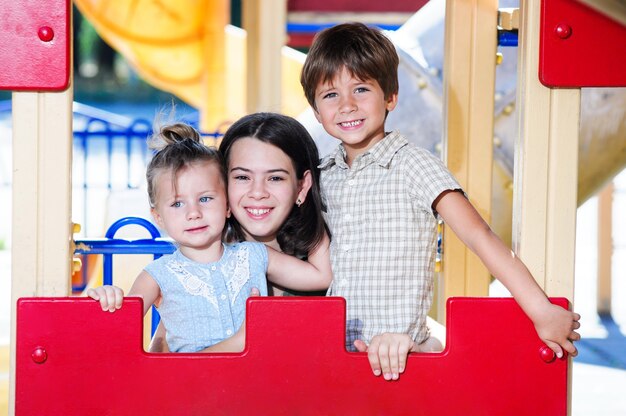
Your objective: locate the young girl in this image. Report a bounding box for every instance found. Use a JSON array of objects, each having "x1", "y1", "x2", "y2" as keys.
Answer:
[
  {"x1": 87, "y1": 123, "x2": 332, "y2": 353},
  {"x1": 148, "y1": 112, "x2": 334, "y2": 352},
  {"x1": 220, "y1": 112, "x2": 331, "y2": 296}
]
